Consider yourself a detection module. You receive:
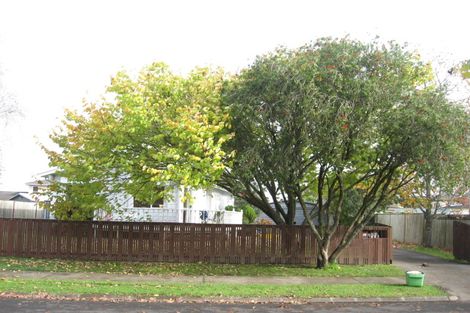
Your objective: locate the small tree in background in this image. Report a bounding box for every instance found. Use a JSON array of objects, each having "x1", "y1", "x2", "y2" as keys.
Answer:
[
  {"x1": 397, "y1": 60, "x2": 470, "y2": 247},
  {"x1": 0, "y1": 66, "x2": 18, "y2": 123},
  {"x1": 241, "y1": 204, "x2": 258, "y2": 224},
  {"x1": 460, "y1": 60, "x2": 470, "y2": 81},
  {"x1": 225, "y1": 203, "x2": 258, "y2": 224},
  {"x1": 42, "y1": 182, "x2": 109, "y2": 221},
  {"x1": 398, "y1": 111, "x2": 469, "y2": 247},
  {"x1": 0, "y1": 65, "x2": 20, "y2": 179}
]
